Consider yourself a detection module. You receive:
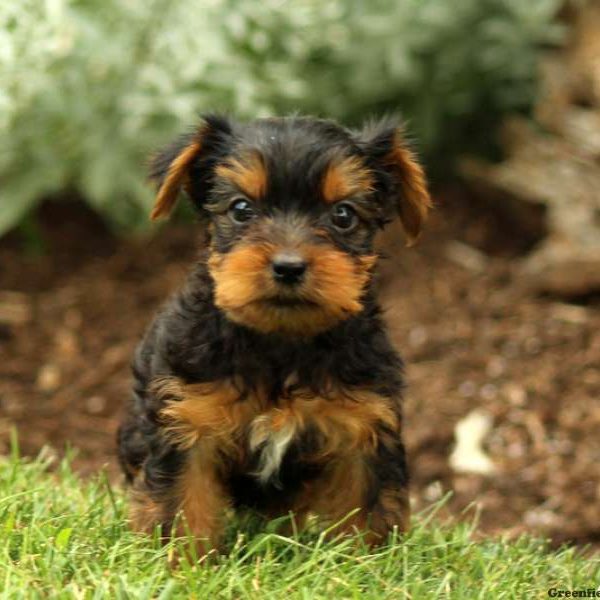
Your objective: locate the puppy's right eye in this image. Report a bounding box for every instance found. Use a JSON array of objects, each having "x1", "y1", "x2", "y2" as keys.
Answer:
[
  {"x1": 228, "y1": 198, "x2": 256, "y2": 224},
  {"x1": 330, "y1": 202, "x2": 358, "y2": 231}
]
